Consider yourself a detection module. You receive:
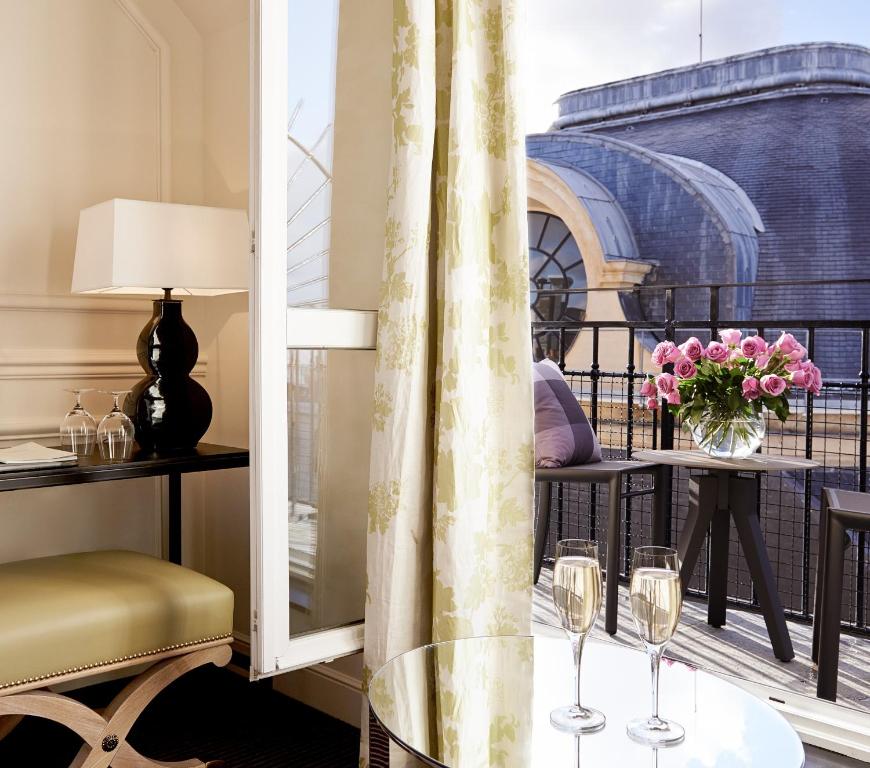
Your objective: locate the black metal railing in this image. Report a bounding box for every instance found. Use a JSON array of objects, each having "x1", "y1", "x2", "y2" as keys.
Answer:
[{"x1": 533, "y1": 278, "x2": 870, "y2": 634}]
